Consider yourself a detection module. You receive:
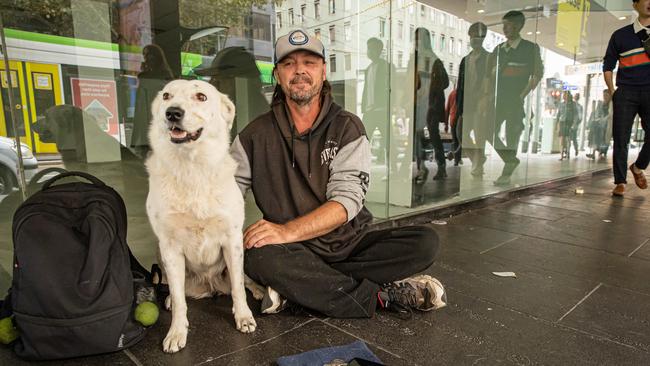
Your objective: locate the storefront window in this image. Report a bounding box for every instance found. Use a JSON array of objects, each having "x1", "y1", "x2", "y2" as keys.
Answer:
[{"x1": 0, "y1": 0, "x2": 637, "y2": 276}]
